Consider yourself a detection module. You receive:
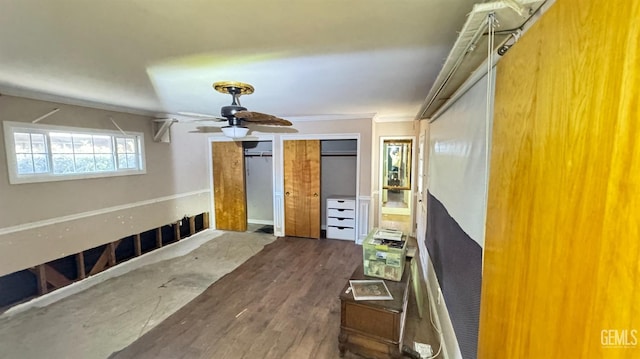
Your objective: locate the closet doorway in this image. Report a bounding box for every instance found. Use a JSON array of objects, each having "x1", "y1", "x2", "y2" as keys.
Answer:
[
  {"x1": 281, "y1": 136, "x2": 359, "y2": 240},
  {"x1": 210, "y1": 137, "x2": 275, "y2": 233}
]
